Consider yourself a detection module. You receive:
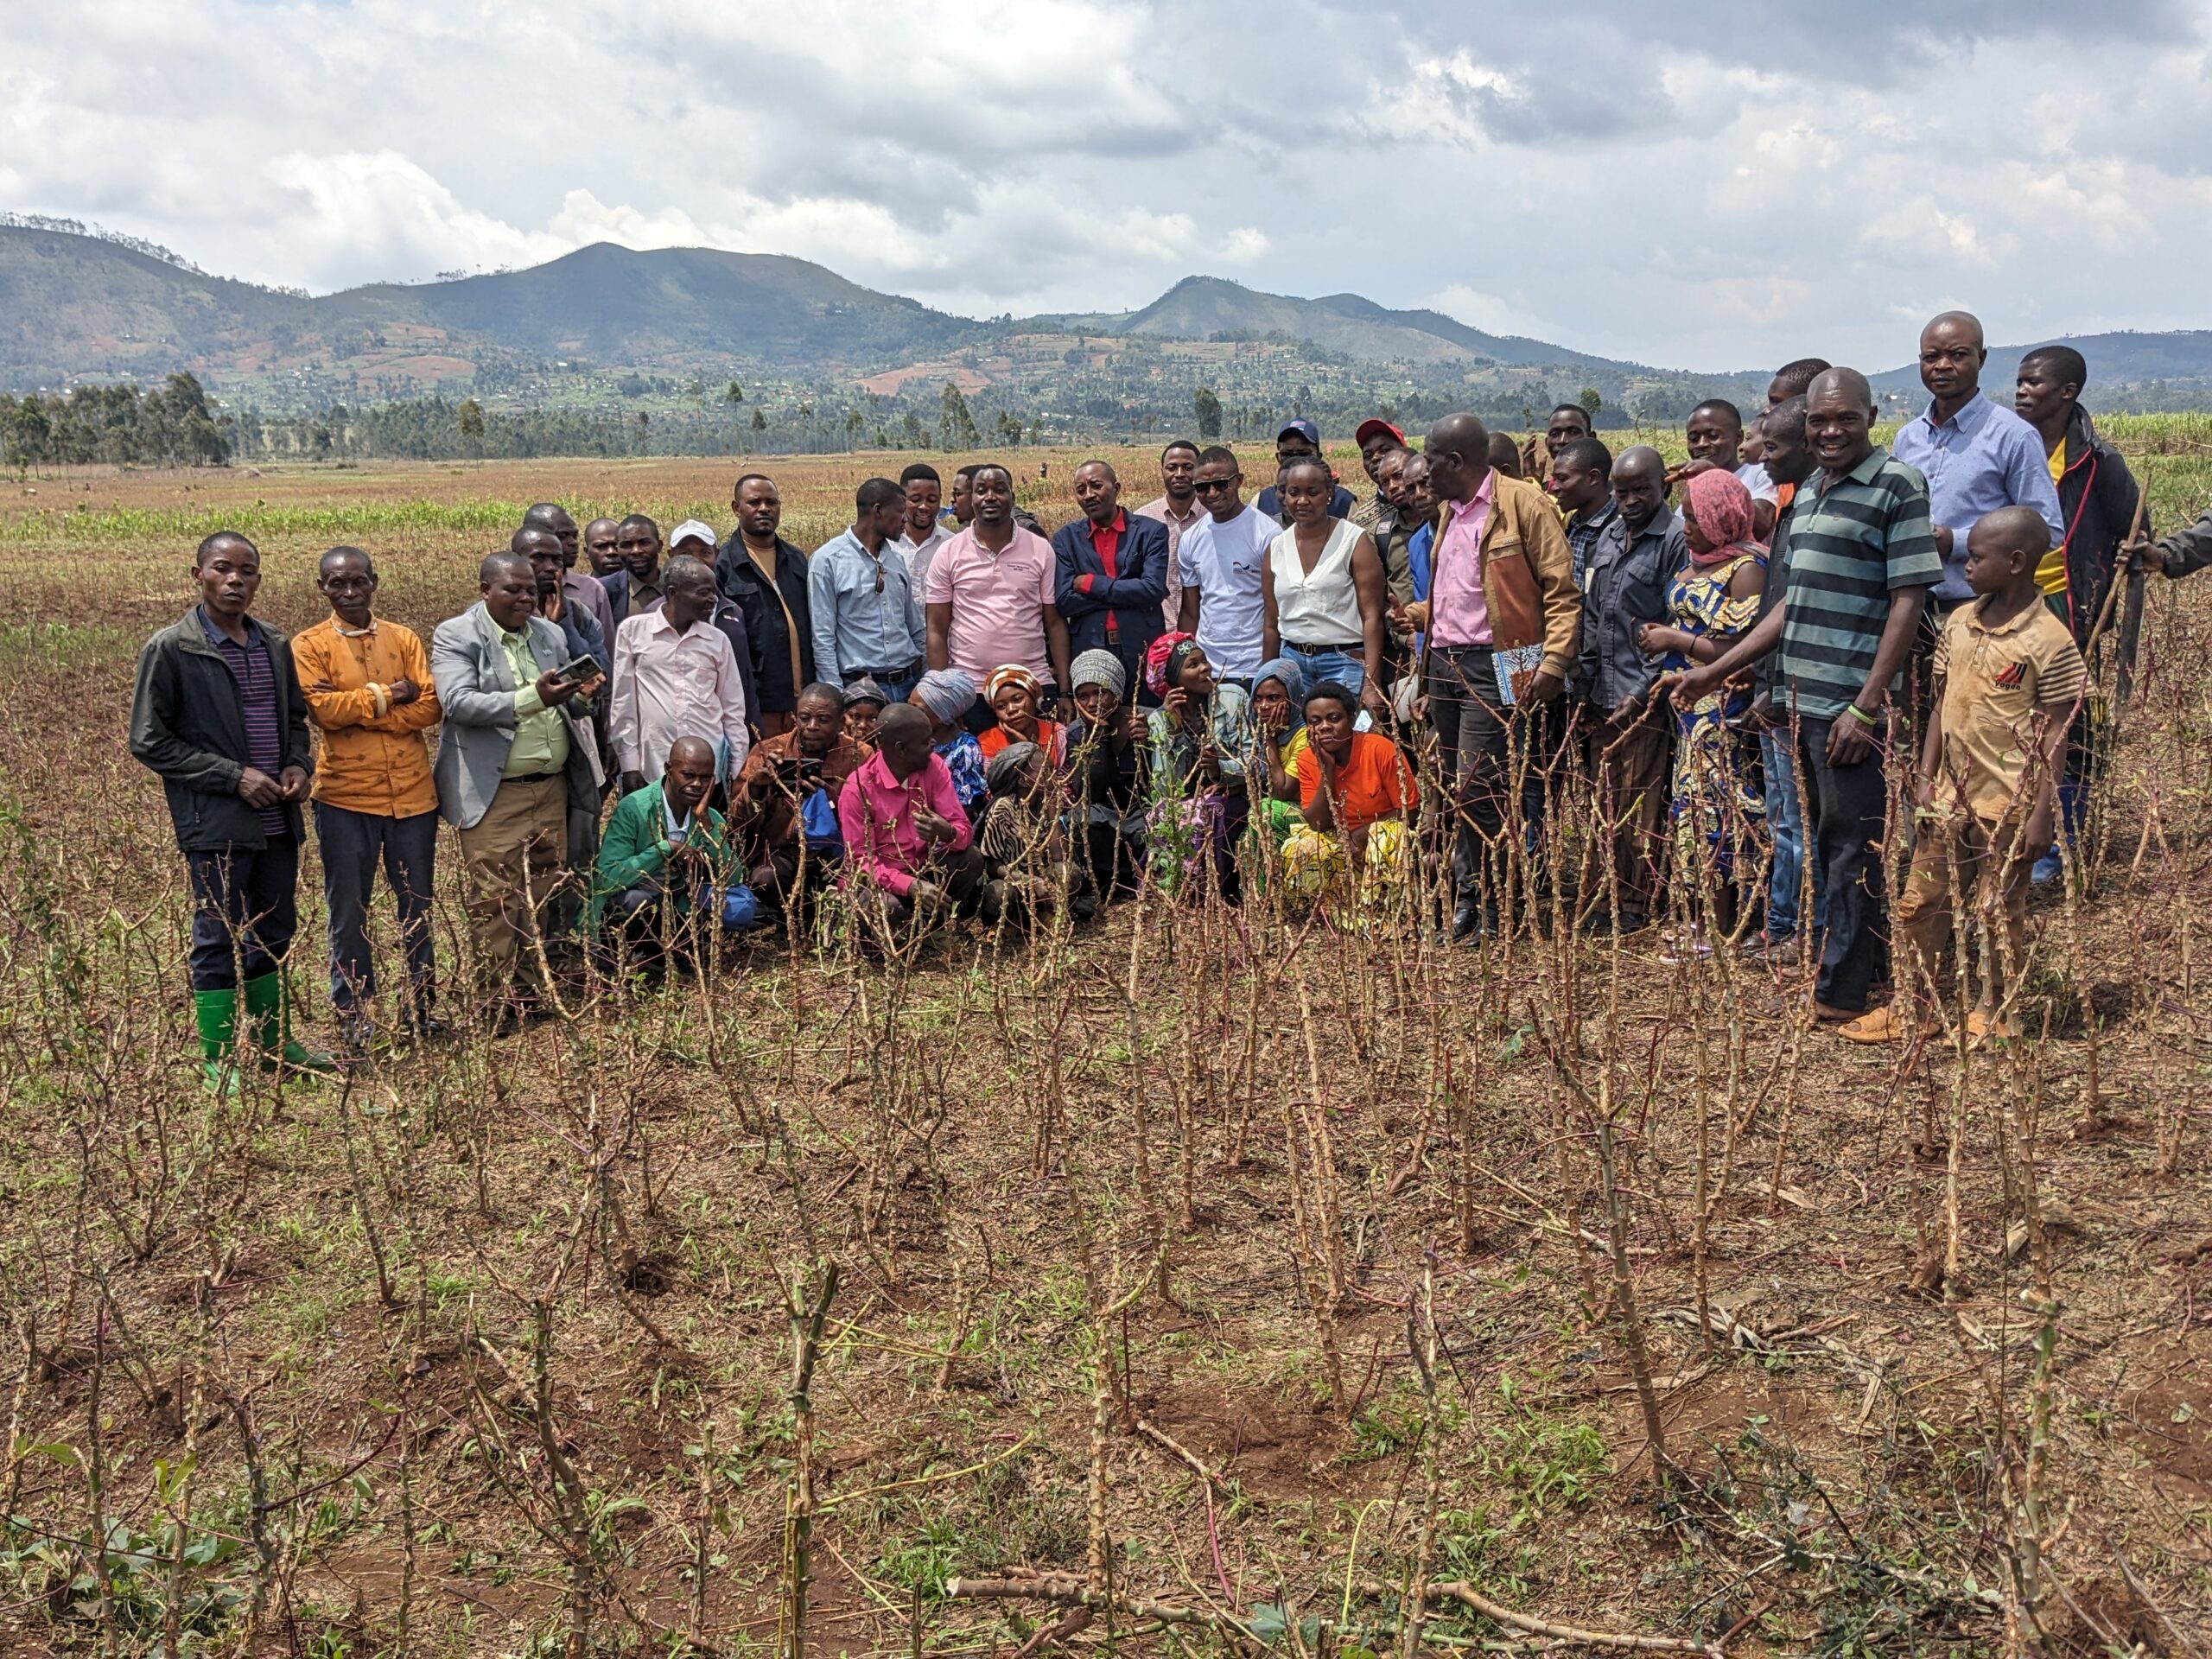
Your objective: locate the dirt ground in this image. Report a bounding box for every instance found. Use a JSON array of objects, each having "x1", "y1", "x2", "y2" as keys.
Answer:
[{"x1": 0, "y1": 448, "x2": 2207, "y2": 1656}]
